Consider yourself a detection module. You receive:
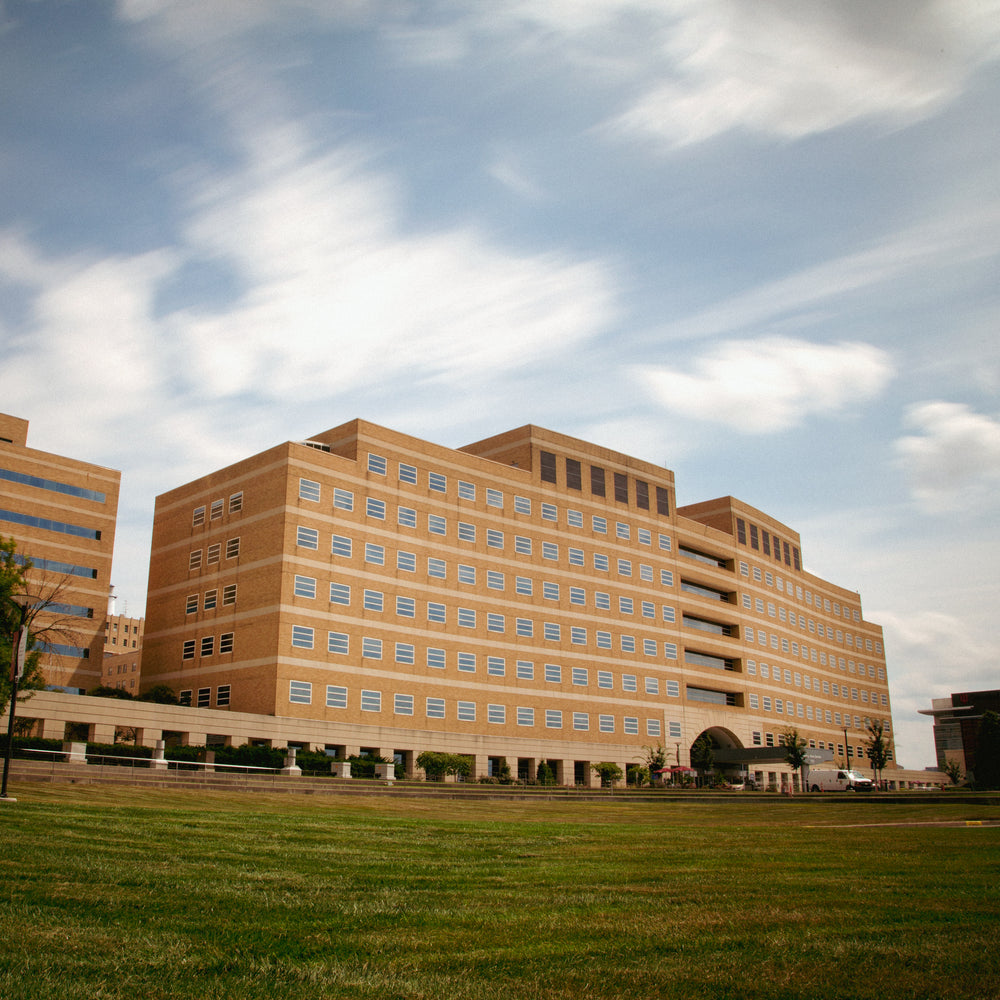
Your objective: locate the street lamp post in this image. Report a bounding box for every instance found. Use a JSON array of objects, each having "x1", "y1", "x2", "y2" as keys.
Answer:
[{"x1": 1, "y1": 597, "x2": 30, "y2": 802}]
